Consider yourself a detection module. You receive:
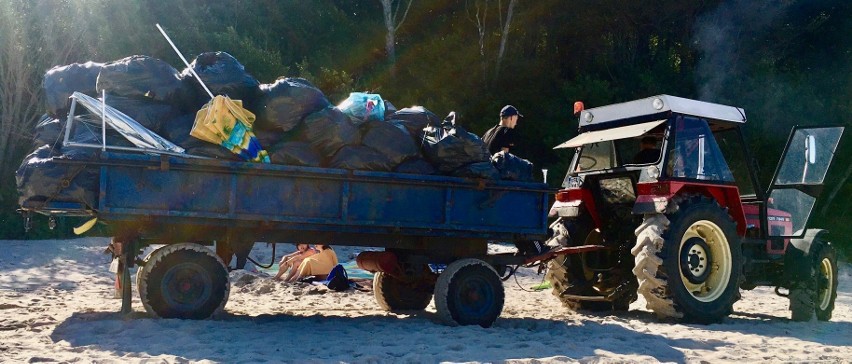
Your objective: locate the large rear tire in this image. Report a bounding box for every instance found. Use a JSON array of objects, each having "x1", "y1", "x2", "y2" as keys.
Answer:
[
  {"x1": 434, "y1": 259, "x2": 504, "y2": 327},
  {"x1": 138, "y1": 243, "x2": 230, "y2": 319},
  {"x1": 546, "y1": 218, "x2": 637, "y2": 312},
  {"x1": 373, "y1": 271, "x2": 434, "y2": 311},
  {"x1": 790, "y1": 241, "x2": 837, "y2": 321},
  {"x1": 632, "y1": 197, "x2": 742, "y2": 322}
]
